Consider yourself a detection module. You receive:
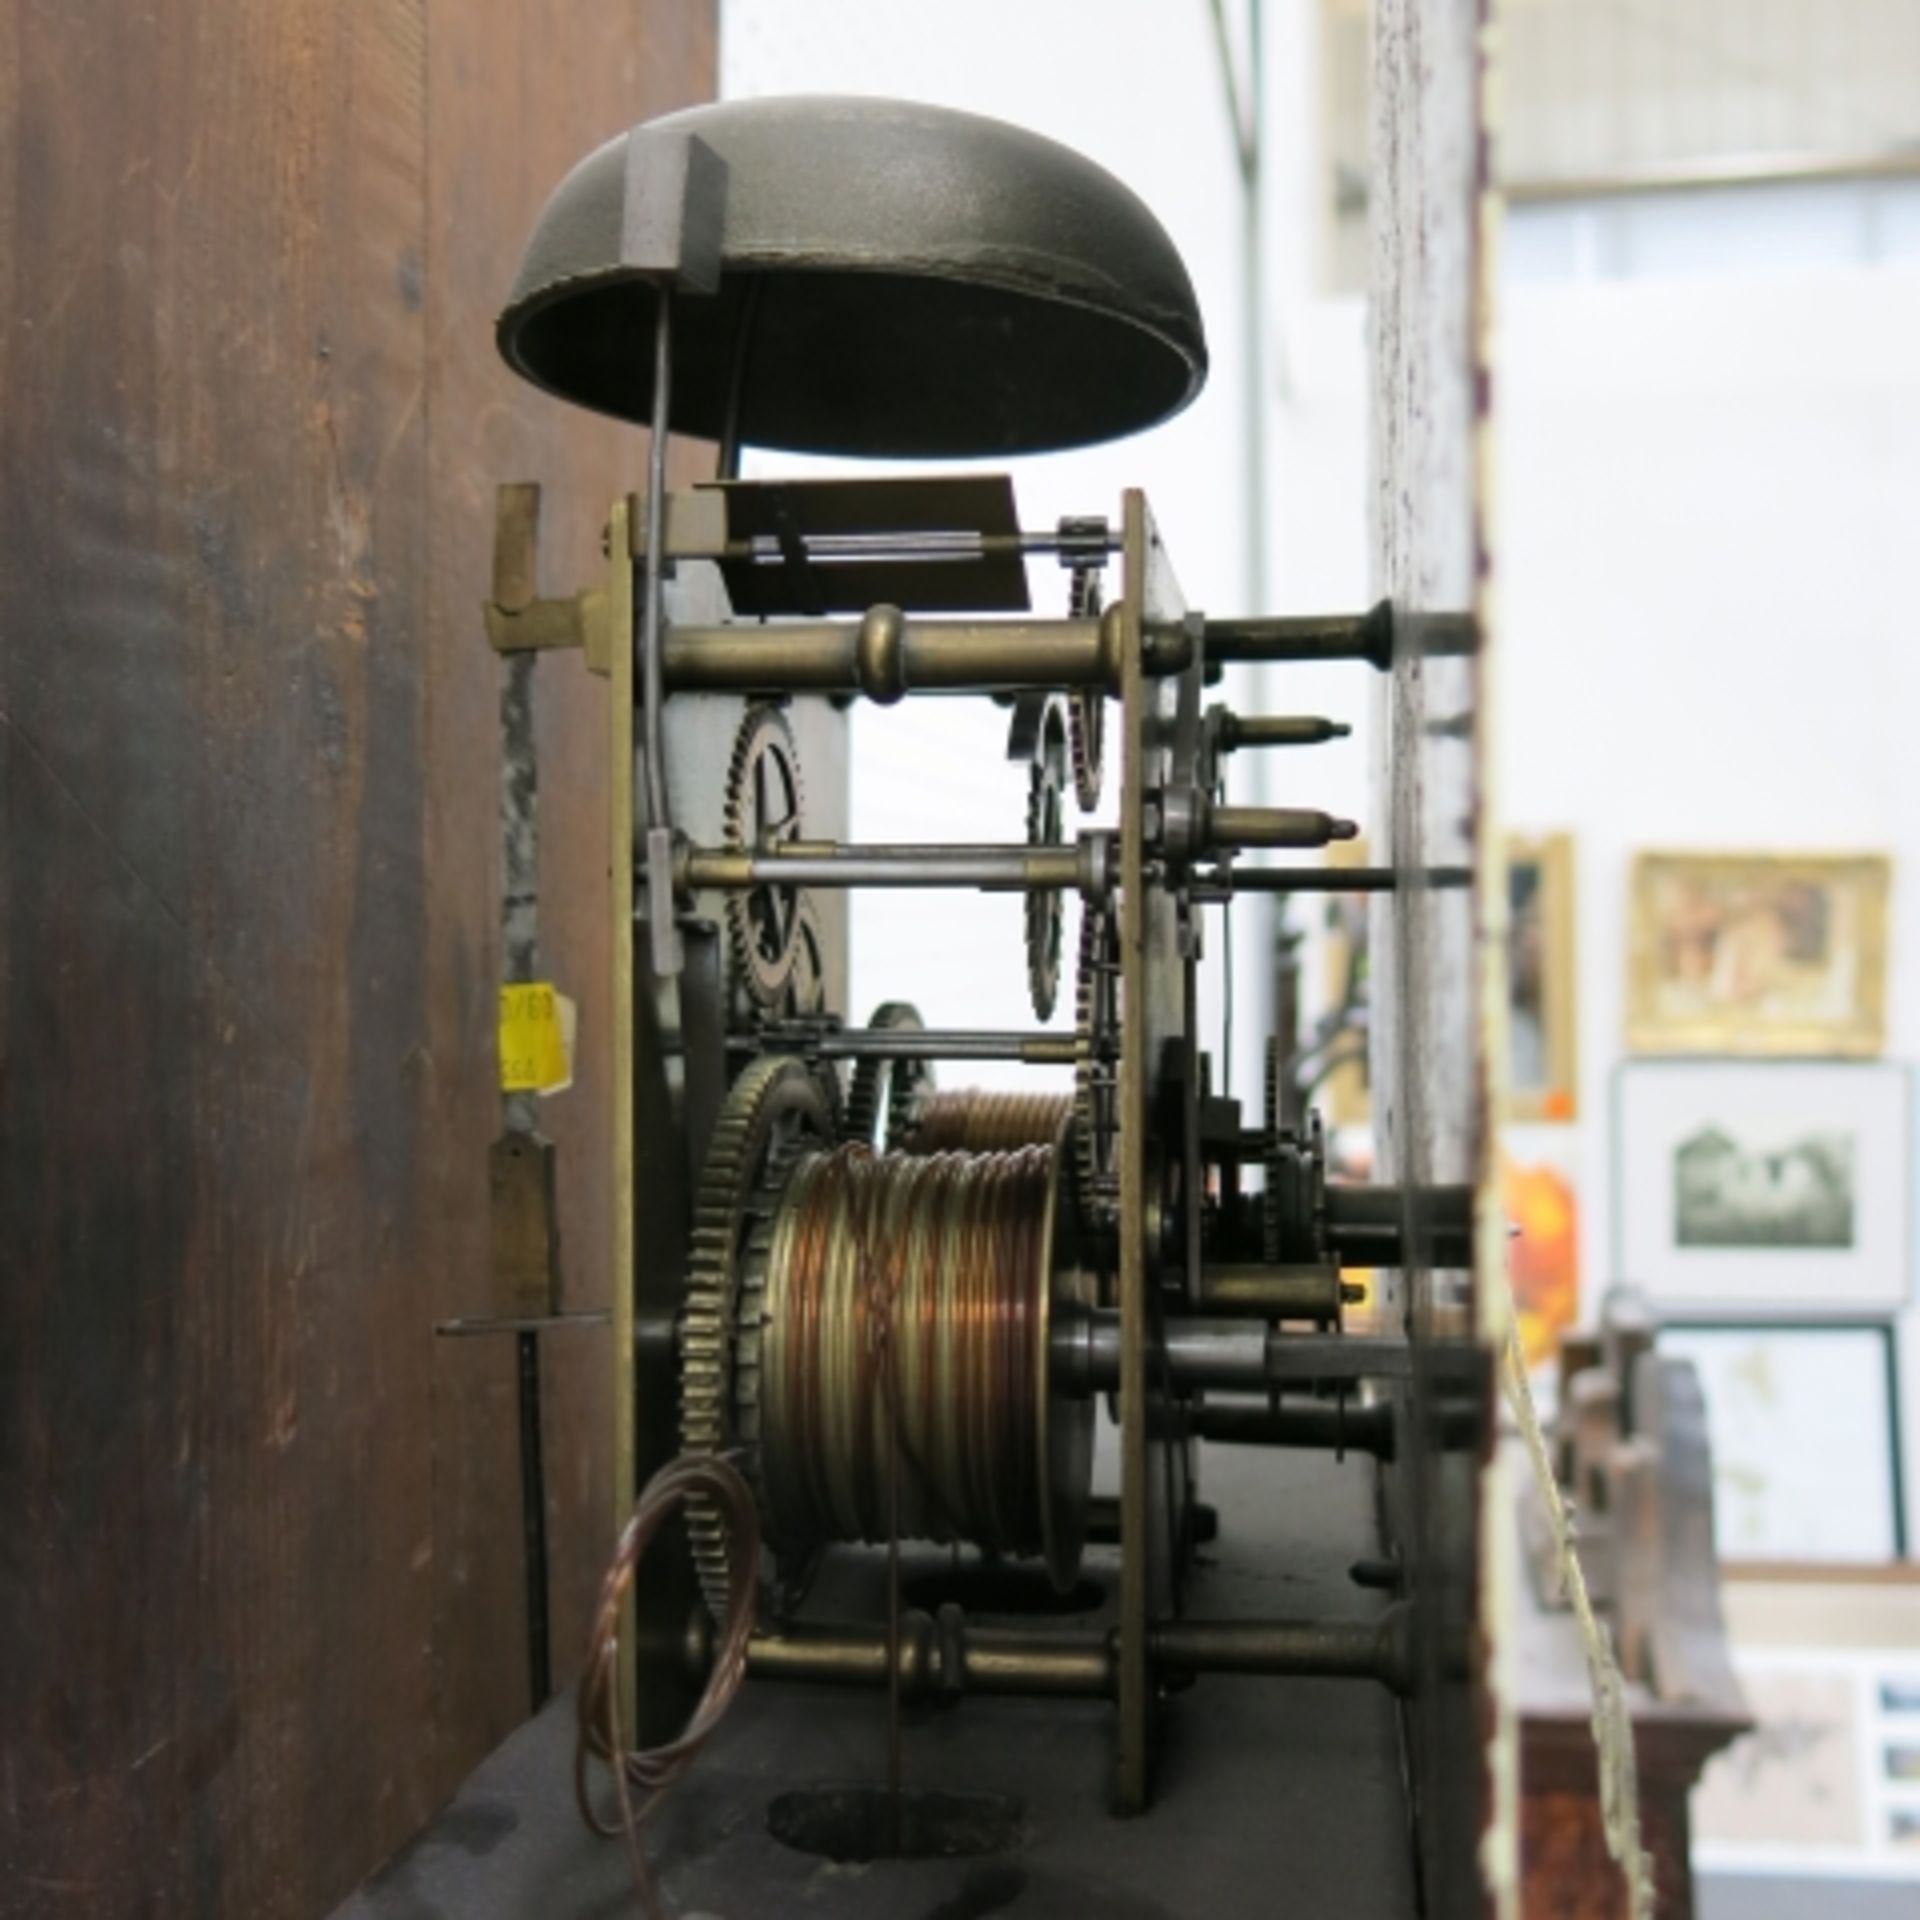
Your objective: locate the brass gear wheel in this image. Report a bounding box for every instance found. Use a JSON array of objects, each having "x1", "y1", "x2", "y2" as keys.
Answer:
[
  {"x1": 1025, "y1": 702, "x2": 1068, "y2": 1021},
  {"x1": 844, "y1": 1000, "x2": 934, "y2": 1153},
  {"x1": 1067, "y1": 562, "x2": 1105, "y2": 811},
  {"x1": 784, "y1": 895, "x2": 828, "y2": 1018},
  {"x1": 778, "y1": 895, "x2": 844, "y2": 1126},
  {"x1": 724, "y1": 704, "x2": 808, "y2": 1010},
  {"x1": 680, "y1": 1055, "x2": 834, "y2": 1619},
  {"x1": 1072, "y1": 899, "x2": 1120, "y2": 1225}
]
